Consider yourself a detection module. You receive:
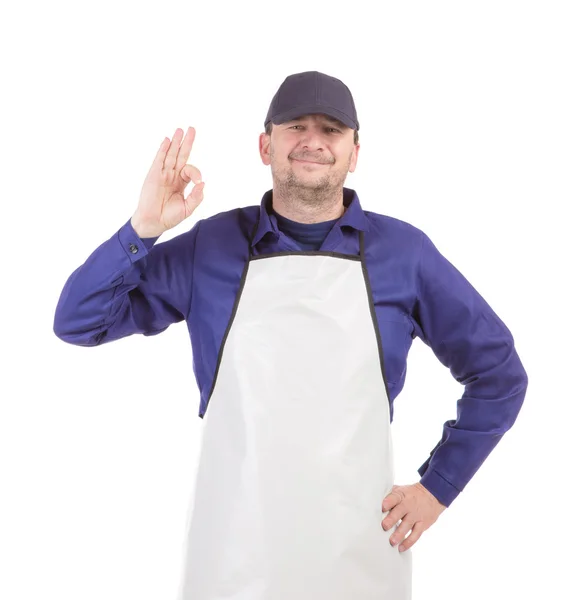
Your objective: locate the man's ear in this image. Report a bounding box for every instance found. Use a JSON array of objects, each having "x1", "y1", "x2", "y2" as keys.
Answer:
[
  {"x1": 348, "y1": 143, "x2": 360, "y2": 173},
  {"x1": 259, "y1": 132, "x2": 271, "y2": 166}
]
